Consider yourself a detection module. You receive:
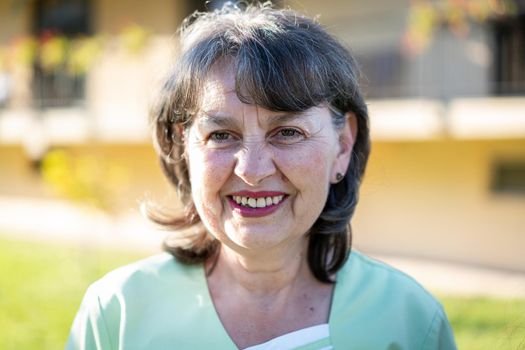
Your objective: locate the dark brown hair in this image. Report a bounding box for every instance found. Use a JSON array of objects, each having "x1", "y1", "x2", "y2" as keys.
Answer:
[{"x1": 148, "y1": 2, "x2": 370, "y2": 283}]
